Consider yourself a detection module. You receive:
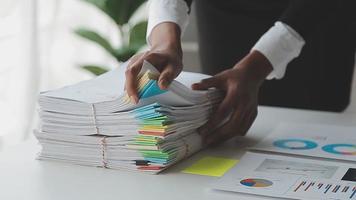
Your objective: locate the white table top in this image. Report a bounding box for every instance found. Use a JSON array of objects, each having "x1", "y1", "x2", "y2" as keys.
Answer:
[{"x1": 1, "y1": 106, "x2": 355, "y2": 200}]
